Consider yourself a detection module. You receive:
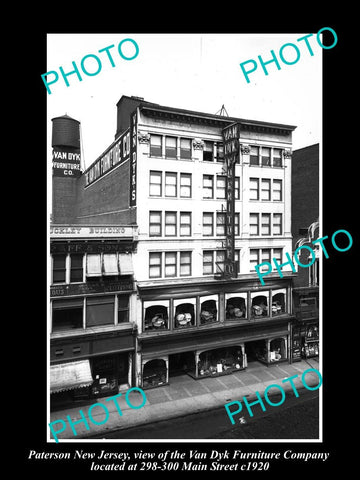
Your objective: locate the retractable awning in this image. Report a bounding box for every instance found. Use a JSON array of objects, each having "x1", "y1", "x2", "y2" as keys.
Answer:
[{"x1": 50, "y1": 359, "x2": 93, "y2": 394}]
